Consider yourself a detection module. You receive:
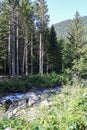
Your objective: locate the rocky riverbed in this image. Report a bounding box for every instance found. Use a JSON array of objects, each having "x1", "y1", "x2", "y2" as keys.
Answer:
[{"x1": 0, "y1": 86, "x2": 61, "y2": 119}]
